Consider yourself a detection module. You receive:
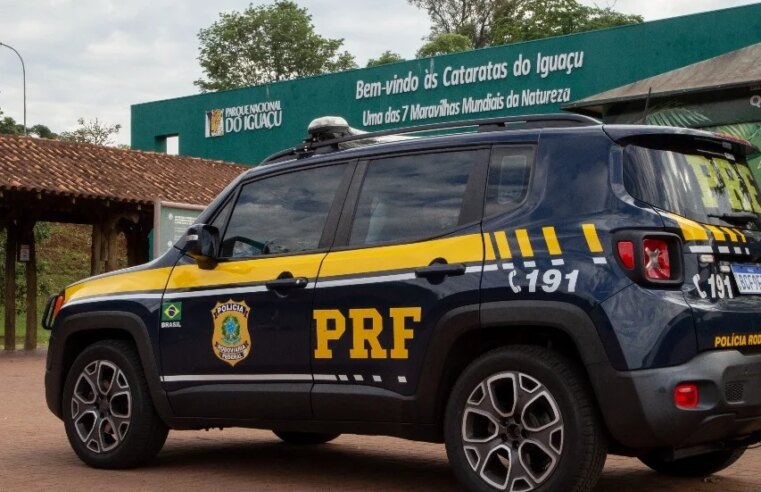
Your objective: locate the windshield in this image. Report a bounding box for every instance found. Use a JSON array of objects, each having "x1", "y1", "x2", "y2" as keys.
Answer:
[{"x1": 624, "y1": 145, "x2": 761, "y2": 230}]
